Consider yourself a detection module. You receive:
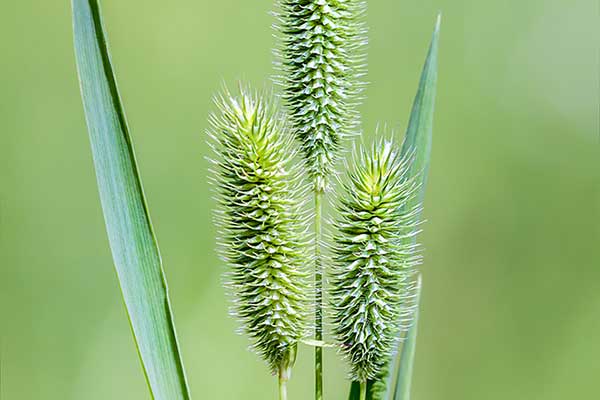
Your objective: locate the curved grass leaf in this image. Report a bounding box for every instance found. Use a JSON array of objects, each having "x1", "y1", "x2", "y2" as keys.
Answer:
[
  {"x1": 72, "y1": 0, "x2": 191, "y2": 398},
  {"x1": 347, "y1": 13, "x2": 440, "y2": 400}
]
